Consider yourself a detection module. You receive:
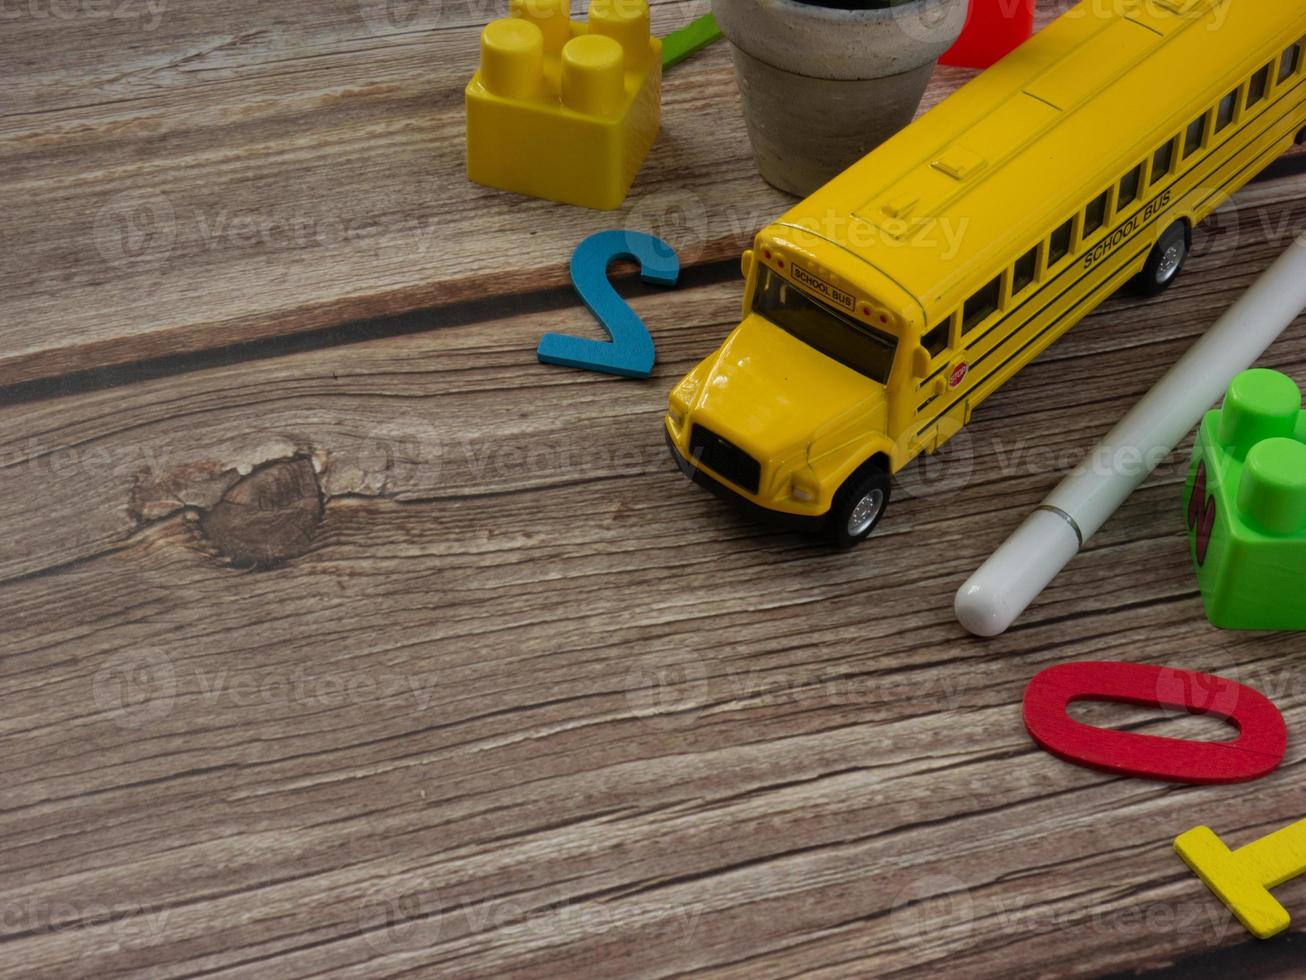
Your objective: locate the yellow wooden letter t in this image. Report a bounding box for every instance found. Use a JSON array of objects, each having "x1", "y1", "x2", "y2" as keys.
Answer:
[{"x1": 1175, "y1": 819, "x2": 1306, "y2": 939}]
